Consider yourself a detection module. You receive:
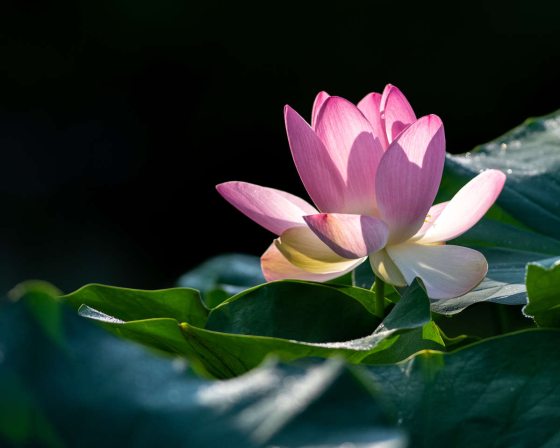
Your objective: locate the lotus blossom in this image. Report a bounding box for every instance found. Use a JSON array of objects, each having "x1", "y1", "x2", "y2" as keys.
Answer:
[{"x1": 217, "y1": 85, "x2": 506, "y2": 299}]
